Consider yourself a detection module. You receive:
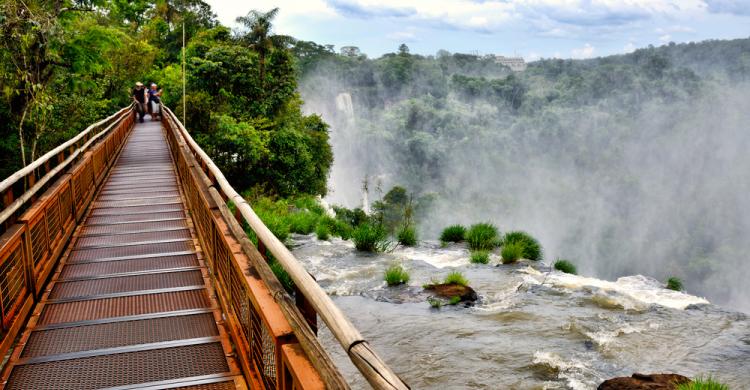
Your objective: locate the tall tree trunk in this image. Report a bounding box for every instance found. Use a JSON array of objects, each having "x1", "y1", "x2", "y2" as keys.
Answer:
[{"x1": 18, "y1": 107, "x2": 28, "y2": 167}]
